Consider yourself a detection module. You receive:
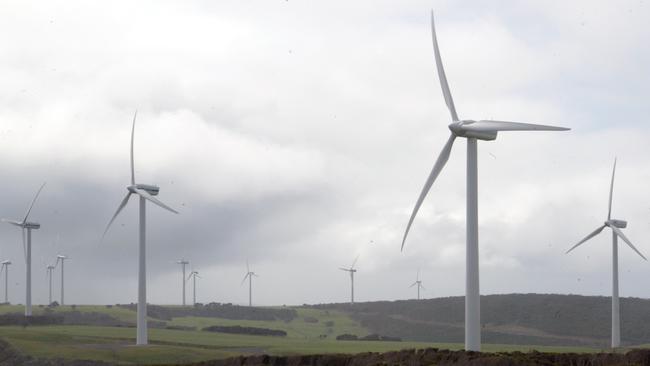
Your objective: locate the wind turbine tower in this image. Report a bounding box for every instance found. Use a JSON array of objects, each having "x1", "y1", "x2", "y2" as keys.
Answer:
[
  {"x1": 55, "y1": 255, "x2": 68, "y2": 305},
  {"x1": 0, "y1": 261, "x2": 10, "y2": 303},
  {"x1": 1, "y1": 183, "x2": 46, "y2": 316},
  {"x1": 241, "y1": 262, "x2": 258, "y2": 307},
  {"x1": 188, "y1": 270, "x2": 200, "y2": 306},
  {"x1": 177, "y1": 259, "x2": 189, "y2": 306},
  {"x1": 400, "y1": 12, "x2": 569, "y2": 351},
  {"x1": 339, "y1": 255, "x2": 359, "y2": 304},
  {"x1": 103, "y1": 112, "x2": 179, "y2": 345},
  {"x1": 409, "y1": 270, "x2": 426, "y2": 300},
  {"x1": 46, "y1": 264, "x2": 55, "y2": 305},
  {"x1": 566, "y1": 159, "x2": 646, "y2": 348}
]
